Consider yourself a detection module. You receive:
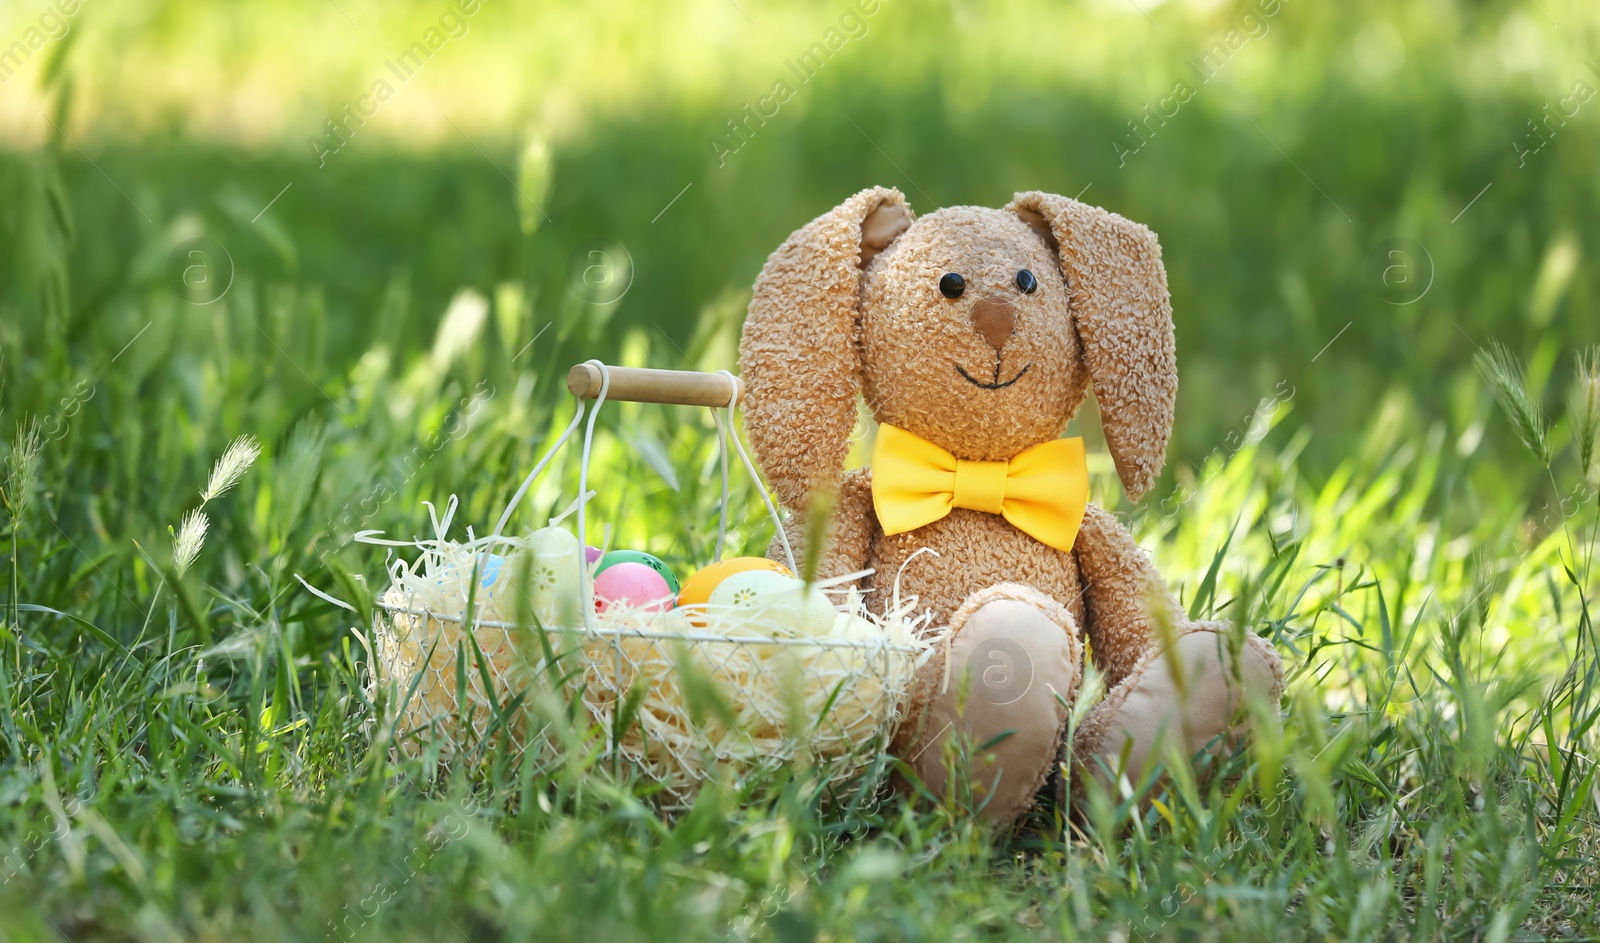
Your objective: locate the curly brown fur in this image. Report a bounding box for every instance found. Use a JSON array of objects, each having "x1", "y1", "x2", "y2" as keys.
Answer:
[
  {"x1": 1075, "y1": 503, "x2": 1186, "y2": 688},
  {"x1": 1010, "y1": 192, "x2": 1176, "y2": 499},
  {"x1": 738, "y1": 186, "x2": 1284, "y2": 825},
  {"x1": 741, "y1": 186, "x2": 909, "y2": 512}
]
